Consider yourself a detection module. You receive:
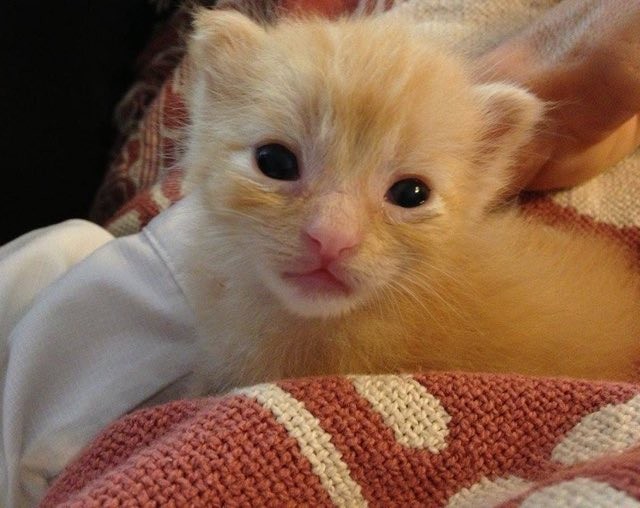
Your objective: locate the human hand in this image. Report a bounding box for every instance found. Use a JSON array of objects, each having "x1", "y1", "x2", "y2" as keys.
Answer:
[{"x1": 478, "y1": 0, "x2": 640, "y2": 192}]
